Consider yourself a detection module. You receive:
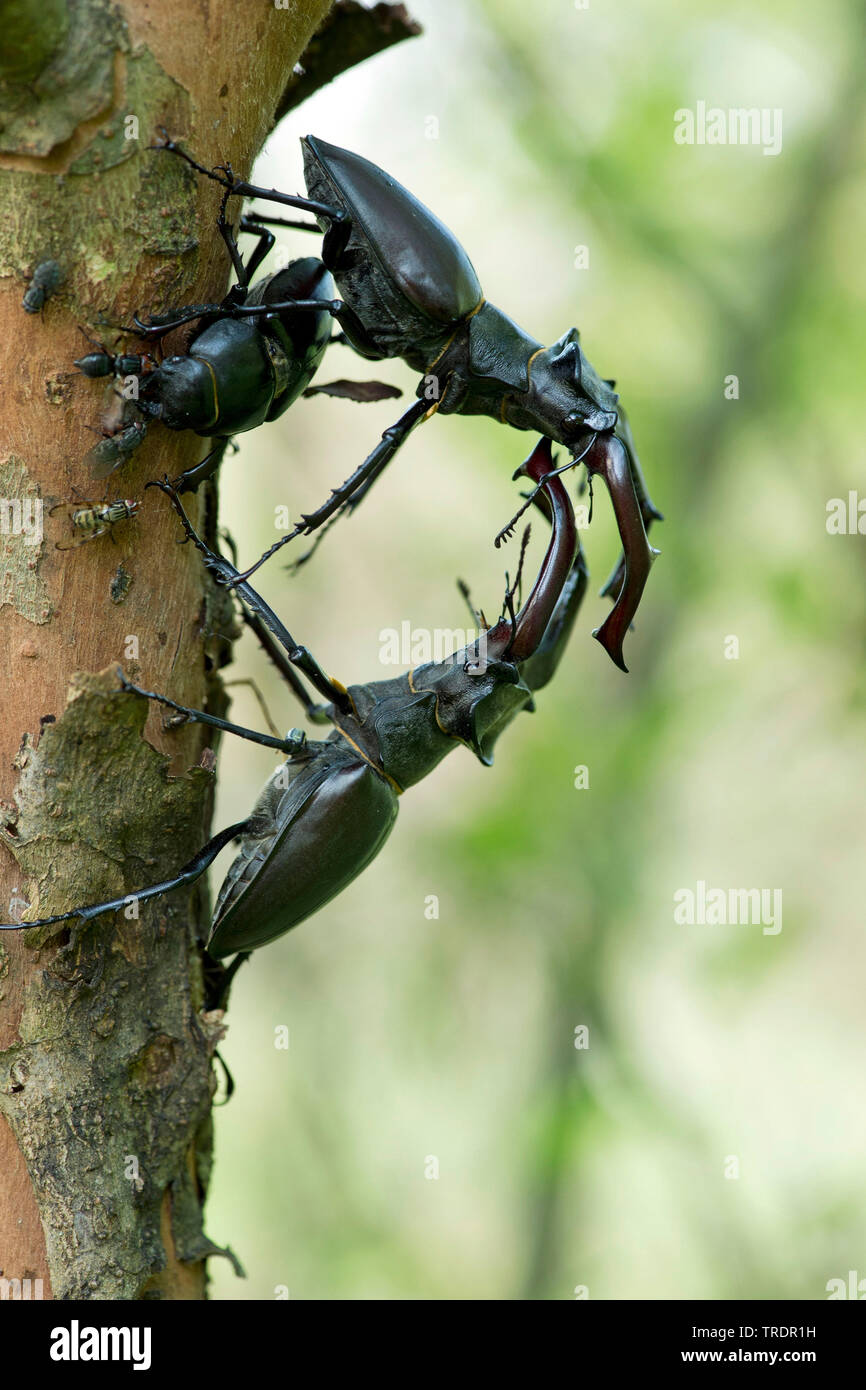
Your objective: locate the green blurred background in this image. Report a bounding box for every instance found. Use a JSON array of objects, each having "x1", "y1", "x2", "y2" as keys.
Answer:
[{"x1": 207, "y1": 0, "x2": 866, "y2": 1299}]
